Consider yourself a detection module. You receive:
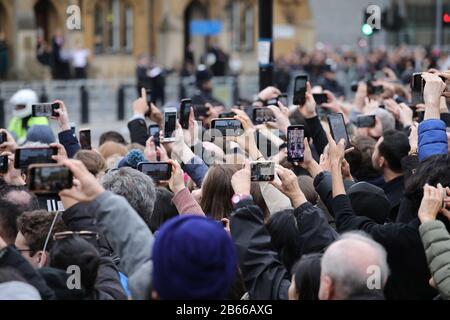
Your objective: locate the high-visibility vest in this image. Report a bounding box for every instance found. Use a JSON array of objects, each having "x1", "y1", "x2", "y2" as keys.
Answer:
[{"x1": 8, "y1": 116, "x2": 50, "y2": 144}]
